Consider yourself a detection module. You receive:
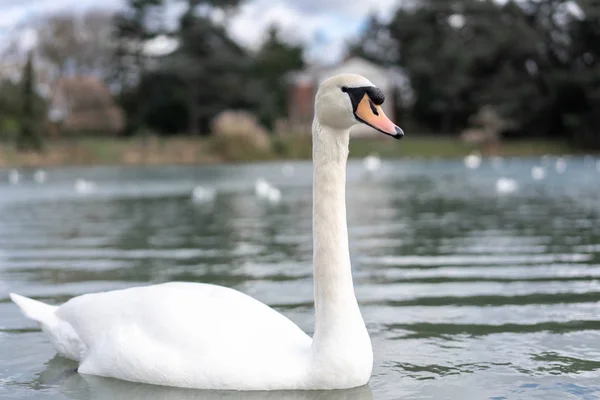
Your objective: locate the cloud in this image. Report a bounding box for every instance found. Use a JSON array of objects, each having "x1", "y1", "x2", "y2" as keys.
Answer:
[
  {"x1": 228, "y1": 0, "x2": 352, "y2": 50},
  {"x1": 228, "y1": 0, "x2": 397, "y2": 63},
  {"x1": 1, "y1": 0, "x2": 45, "y2": 7},
  {"x1": 0, "y1": 8, "x2": 30, "y2": 31},
  {"x1": 0, "y1": 0, "x2": 122, "y2": 29},
  {"x1": 0, "y1": 0, "x2": 123, "y2": 58},
  {"x1": 0, "y1": 0, "x2": 399, "y2": 63},
  {"x1": 283, "y1": 0, "x2": 398, "y2": 20}
]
